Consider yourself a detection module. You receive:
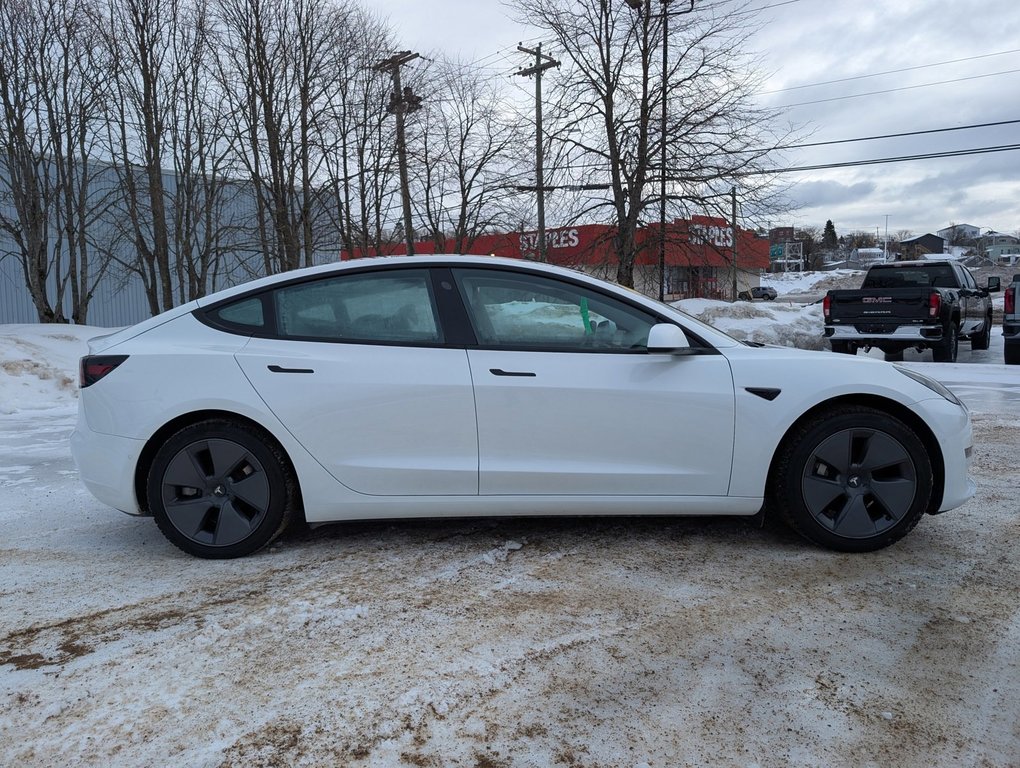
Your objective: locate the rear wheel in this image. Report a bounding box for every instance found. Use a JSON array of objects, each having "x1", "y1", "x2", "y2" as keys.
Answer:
[
  {"x1": 970, "y1": 314, "x2": 992, "y2": 351},
  {"x1": 830, "y1": 340, "x2": 856, "y2": 355},
  {"x1": 771, "y1": 406, "x2": 932, "y2": 552},
  {"x1": 932, "y1": 322, "x2": 958, "y2": 362},
  {"x1": 884, "y1": 349, "x2": 904, "y2": 362},
  {"x1": 147, "y1": 419, "x2": 296, "y2": 558}
]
